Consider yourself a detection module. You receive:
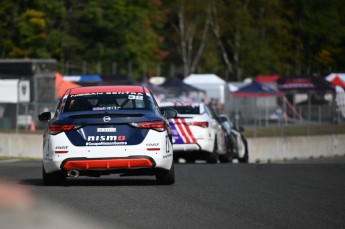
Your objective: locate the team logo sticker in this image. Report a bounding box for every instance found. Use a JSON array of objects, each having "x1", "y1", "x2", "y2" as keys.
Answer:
[{"x1": 103, "y1": 116, "x2": 111, "y2": 122}]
